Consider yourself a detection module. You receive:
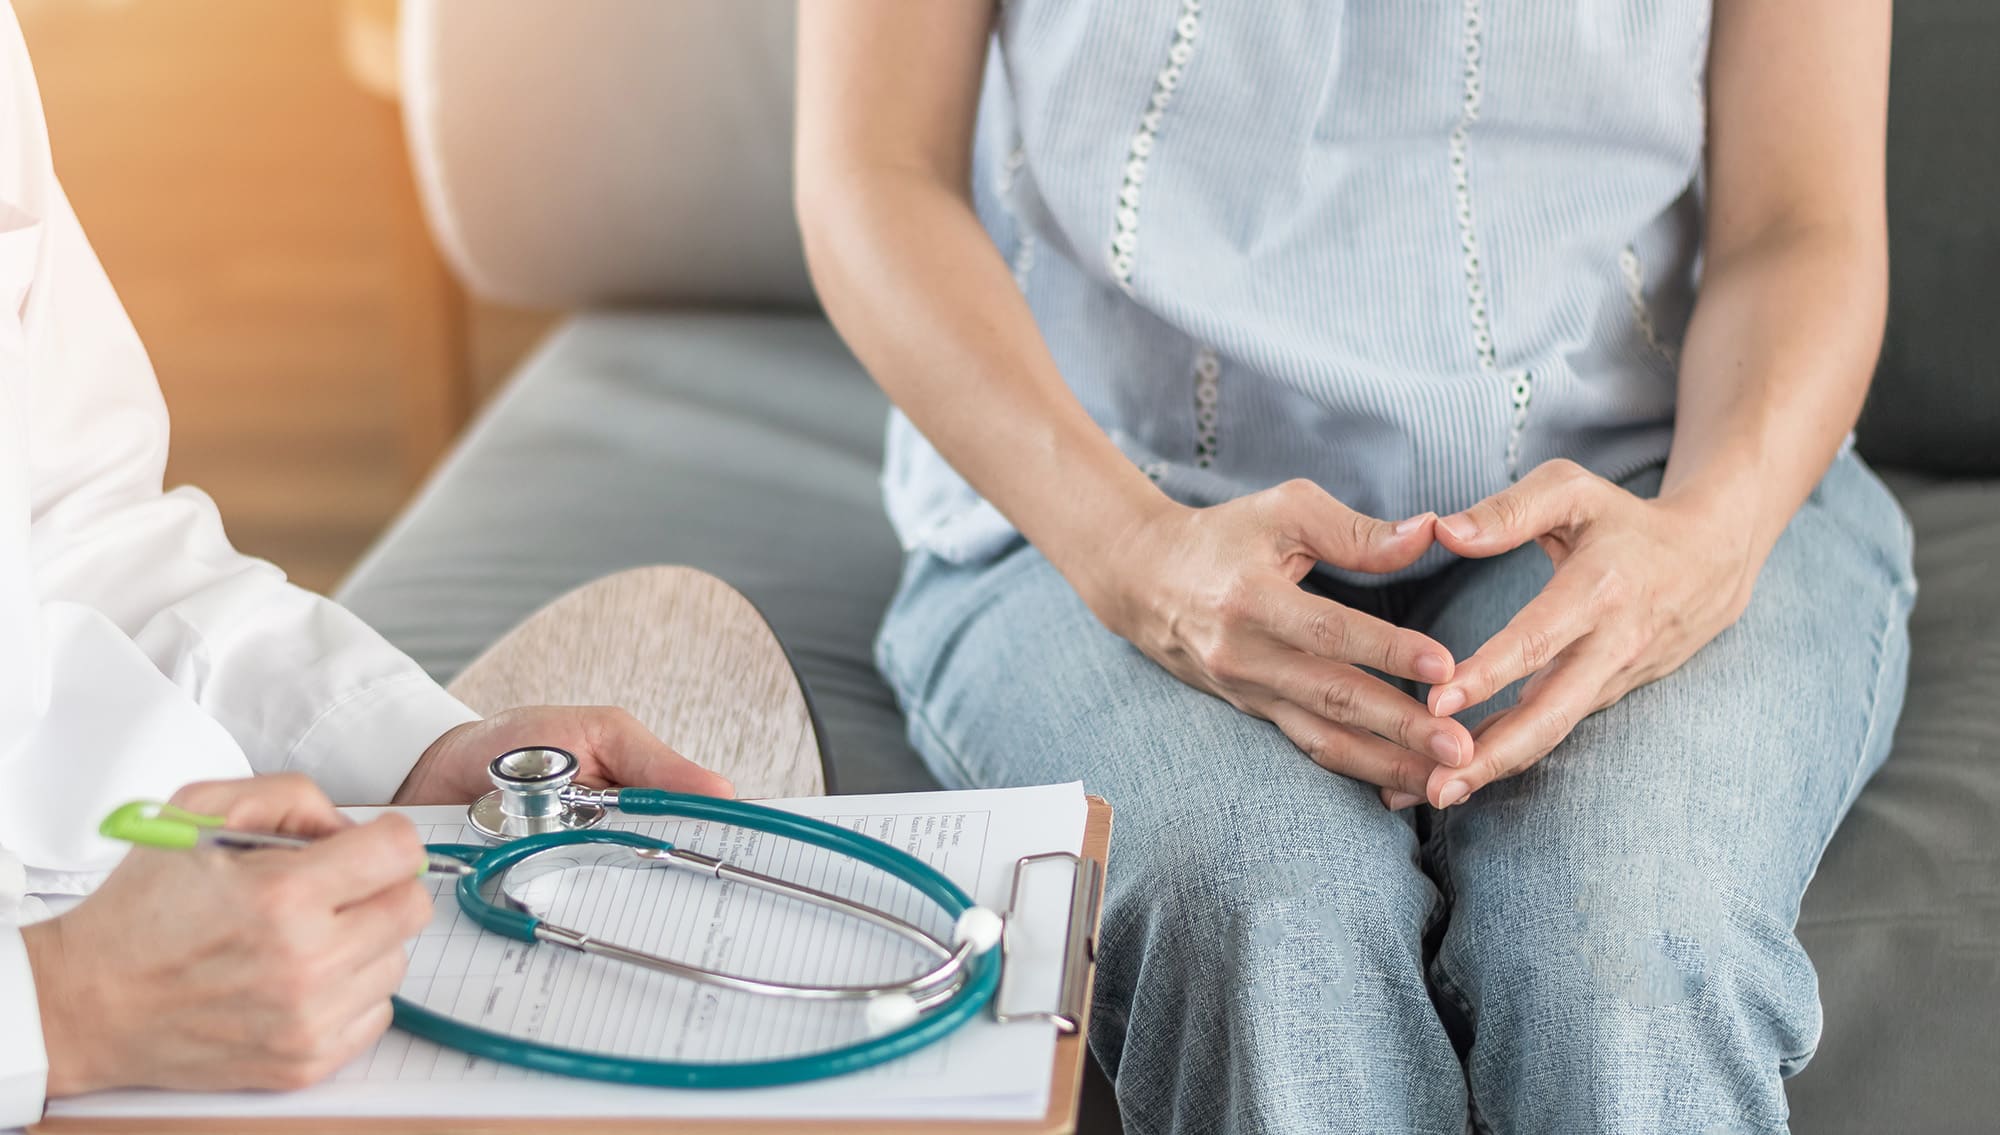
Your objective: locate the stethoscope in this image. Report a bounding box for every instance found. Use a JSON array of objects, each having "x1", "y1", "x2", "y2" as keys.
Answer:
[{"x1": 390, "y1": 746, "x2": 1006, "y2": 1089}]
